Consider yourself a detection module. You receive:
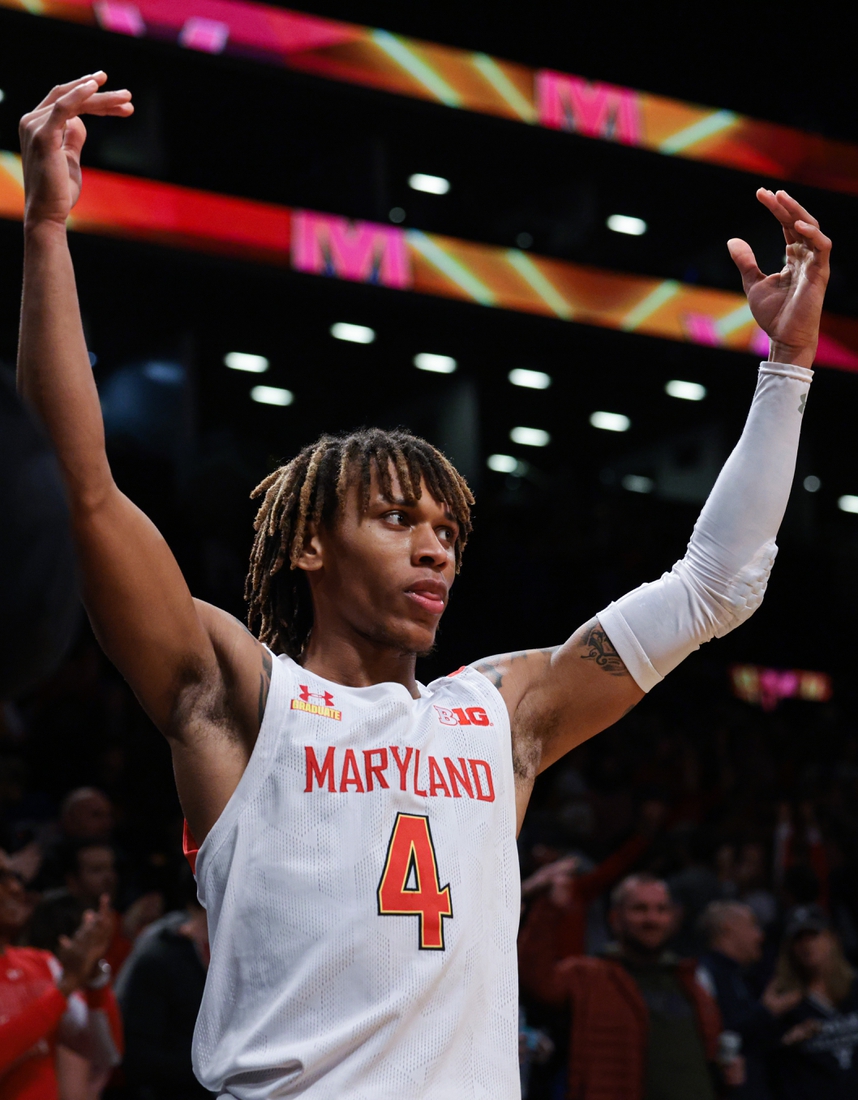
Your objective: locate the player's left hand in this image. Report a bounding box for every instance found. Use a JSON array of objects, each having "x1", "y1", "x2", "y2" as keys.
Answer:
[
  {"x1": 728, "y1": 189, "x2": 831, "y2": 369},
  {"x1": 19, "y1": 73, "x2": 133, "y2": 229}
]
